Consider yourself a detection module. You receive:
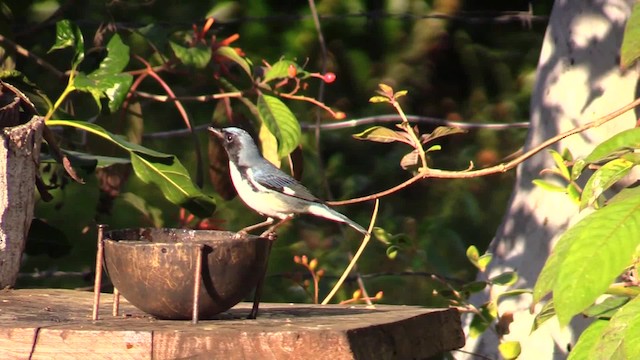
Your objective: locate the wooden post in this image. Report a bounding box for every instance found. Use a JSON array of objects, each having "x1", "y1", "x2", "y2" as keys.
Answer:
[{"x1": 0, "y1": 82, "x2": 44, "y2": 288}]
